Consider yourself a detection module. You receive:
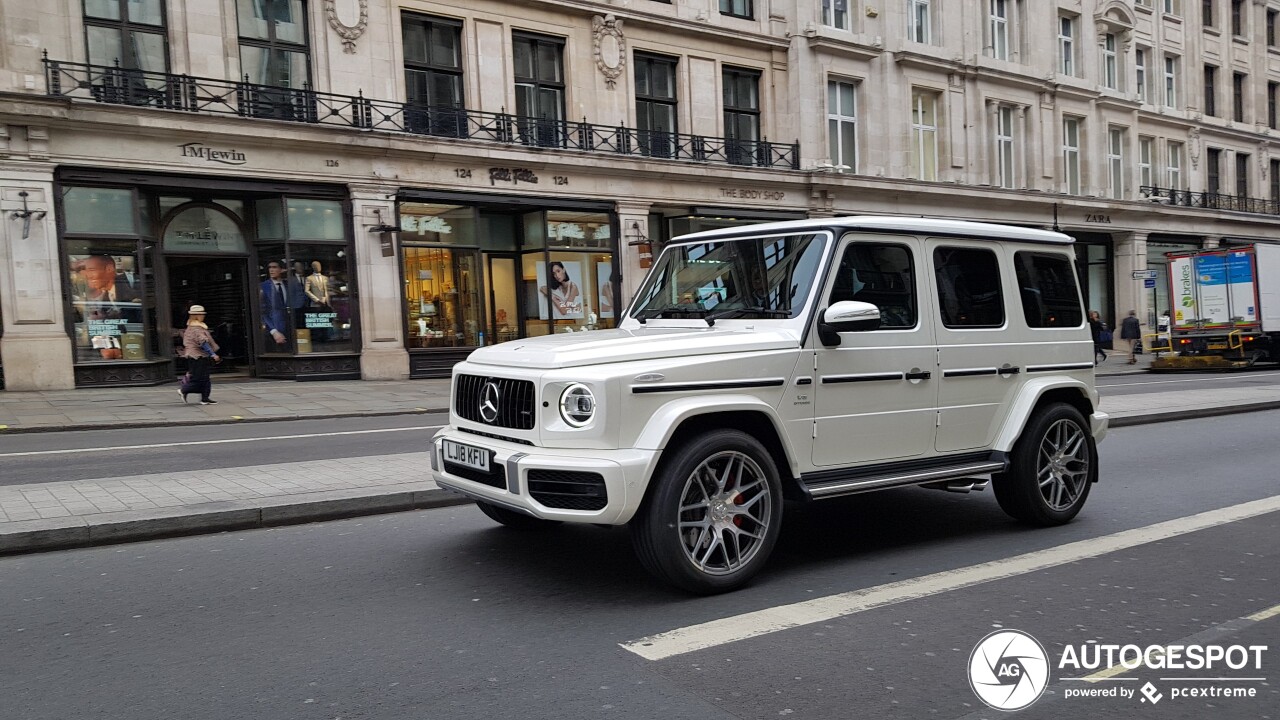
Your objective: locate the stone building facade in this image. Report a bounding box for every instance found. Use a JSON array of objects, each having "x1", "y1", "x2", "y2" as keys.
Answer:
[{"x1": 0, "y1": 0, "x2": 1278, "y2": 390}]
